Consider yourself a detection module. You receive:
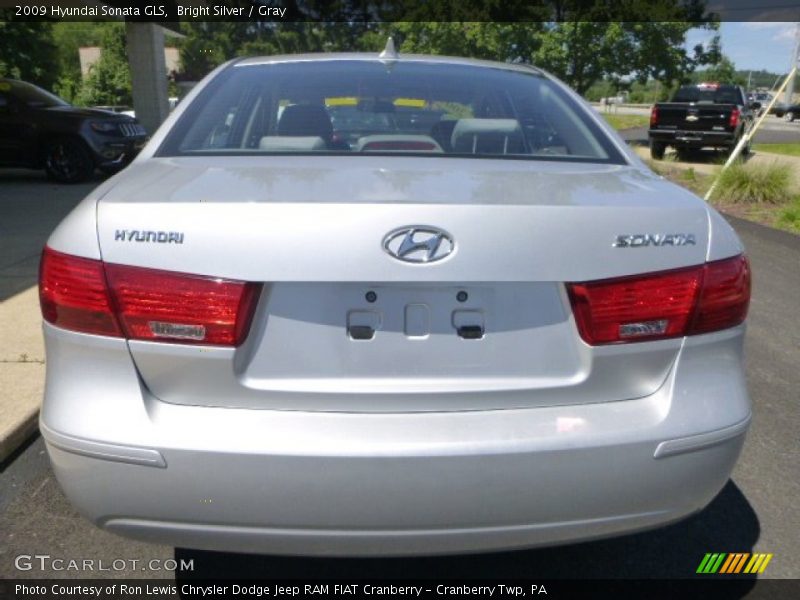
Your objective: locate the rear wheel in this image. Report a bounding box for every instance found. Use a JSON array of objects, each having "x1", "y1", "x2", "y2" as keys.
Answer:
[
  {"x1": 649, "y1": 141, "x2": 666, "y2": 160},
  {"x1": 739, "y1": 137, "x2": 752, "y2": 157},
  {"x1": 785, "y1": 111, "x2": 795, "y2": 123},
  {"x1": 43, "y1": 137, "x2": 95, "y2": 183}
]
